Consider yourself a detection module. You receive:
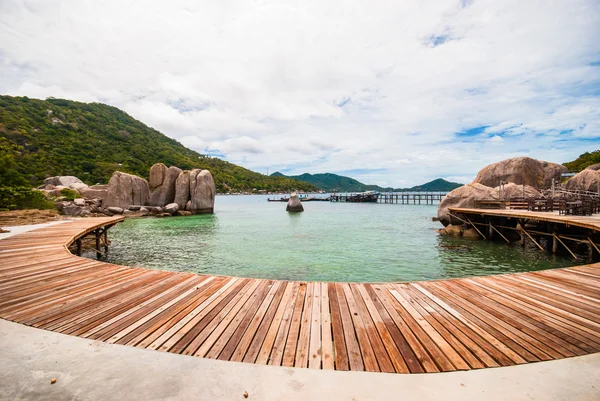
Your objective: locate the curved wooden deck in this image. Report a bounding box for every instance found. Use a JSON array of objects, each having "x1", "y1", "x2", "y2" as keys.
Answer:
[{"x1": 1, "y1": 214, "x2": 599, "y2": 373}]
